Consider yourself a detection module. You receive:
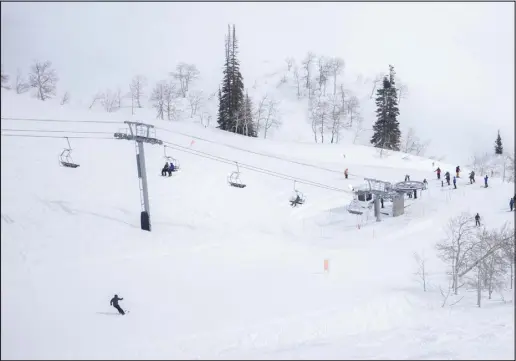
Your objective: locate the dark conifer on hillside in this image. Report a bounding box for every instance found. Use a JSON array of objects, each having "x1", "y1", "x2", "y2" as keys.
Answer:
[
  {"x1": 217, "y1": 24, "x2": 257, "y2": 137},
  {"x1": 495, "y1": 130, "x2": 503, "y2": 155},
  {"x1": 370, "y1": 65, "x2": 401, "y2": 151}
]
